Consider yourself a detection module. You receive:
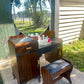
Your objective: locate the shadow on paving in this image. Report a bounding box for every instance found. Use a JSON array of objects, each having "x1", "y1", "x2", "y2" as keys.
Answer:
[{"x1": 0, "y1": 57, "x2": 84, "y2": 84}]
